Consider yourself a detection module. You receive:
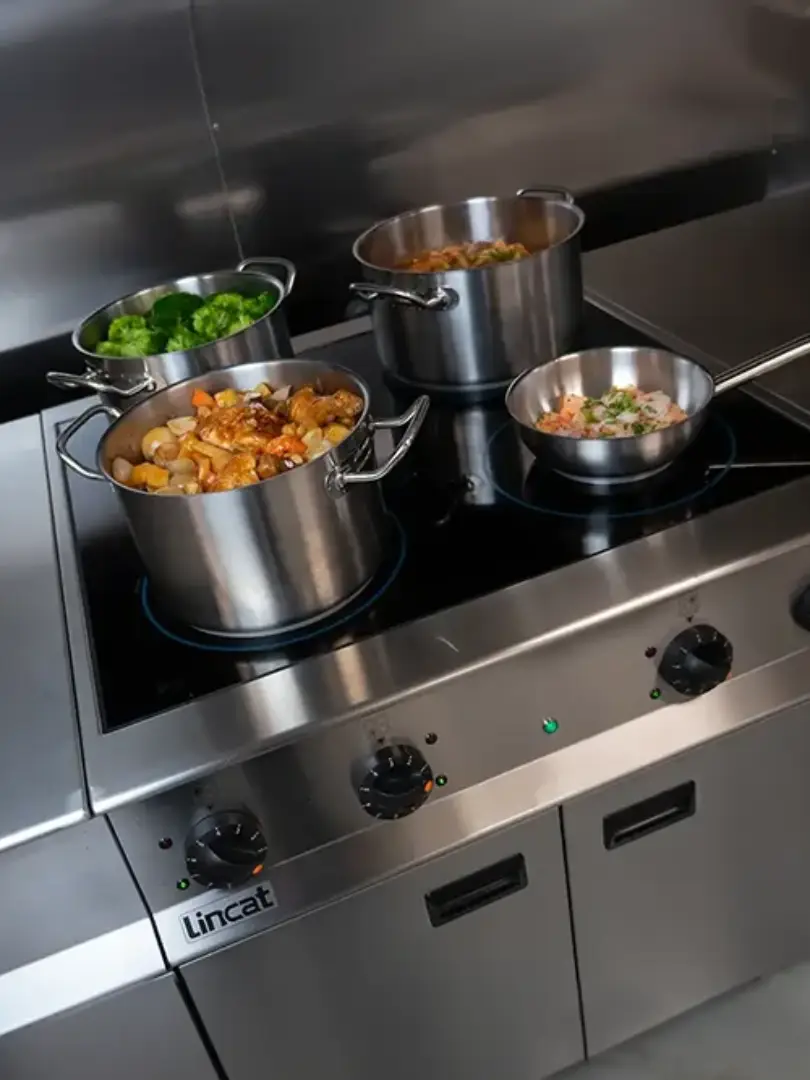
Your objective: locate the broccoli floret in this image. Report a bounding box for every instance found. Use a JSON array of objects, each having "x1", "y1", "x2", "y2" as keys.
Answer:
[
  {"x1": 95, "y1": 340, "x2": 125, "y2": 357},
  {"x1": 114, "y1": 328, "x2": 167, "y2": 357},
  {"x1": 204, "y1": 292, "x2": 245, "y2": 312},
  {"x1": 192, "y1": 303, "x2": 233, "y2": 343},
  {"x1": 242, "y1": 291, "x2": 276, "y2": 320},
  {"x1": 108, "y1": 315, "x2": 148, "y2": 343},
  {"x1": 165, "y1": 326, "x2": 204, "y2": 353},
  {"x1": 150, "y1": 292, "x2": 204, "y2": 332}
]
